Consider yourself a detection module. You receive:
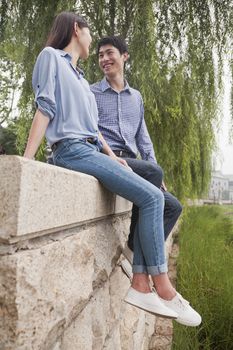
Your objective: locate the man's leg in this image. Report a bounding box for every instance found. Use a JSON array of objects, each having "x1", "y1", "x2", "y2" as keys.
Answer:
[
  {"x1": 124, "y1": 158, "x2": 182, "y2": 250},
  {"x1": 163, "y1": 191, "x2": 182, "y2": 240}
]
